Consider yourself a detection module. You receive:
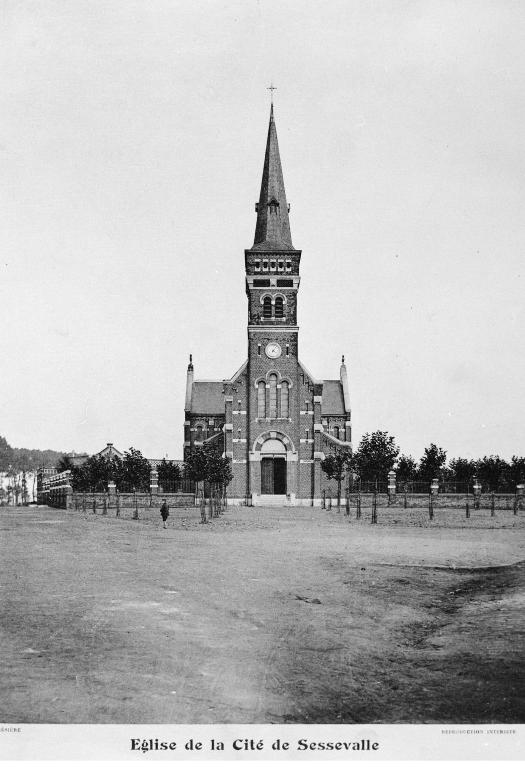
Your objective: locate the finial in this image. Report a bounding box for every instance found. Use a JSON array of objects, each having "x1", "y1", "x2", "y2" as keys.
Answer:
[
  {"x1": 188, "y1": 353, "x2": 193, "y2": 371},
  {"x1": 341, "y1": 354, "x2": 345, "y2": 364},
  {"x1": 267, "y1": 82, "x2": 277, "y2": 106},
  {"x1": 189, "y1": 354, "x2": 192, "y2": 363}
]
